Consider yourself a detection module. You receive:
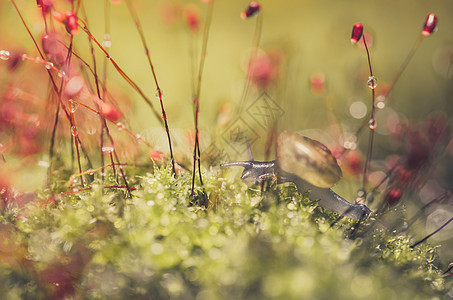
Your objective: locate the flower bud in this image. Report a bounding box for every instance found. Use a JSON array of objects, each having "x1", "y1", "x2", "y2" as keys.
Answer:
[
  {"x1": 350, "y1": 23, "x2": 363, "y2": 44},
  {"x1": 422, "y1": 13, "x2": 438, "y2": 36},
  {"x1": 241, "y1": 2, "x2": 260, "y2": 19},
  {"x1": 64, "y1": 11, "x2": 79, "y2": 35}
]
